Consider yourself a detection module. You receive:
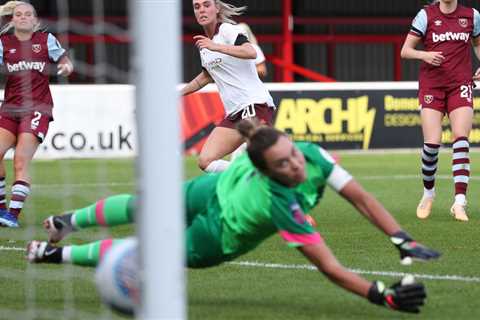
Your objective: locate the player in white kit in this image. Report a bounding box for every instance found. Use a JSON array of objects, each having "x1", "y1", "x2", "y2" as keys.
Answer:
[{"x1": 181, "y1": 0, "x2": 275, "y2": 173}]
